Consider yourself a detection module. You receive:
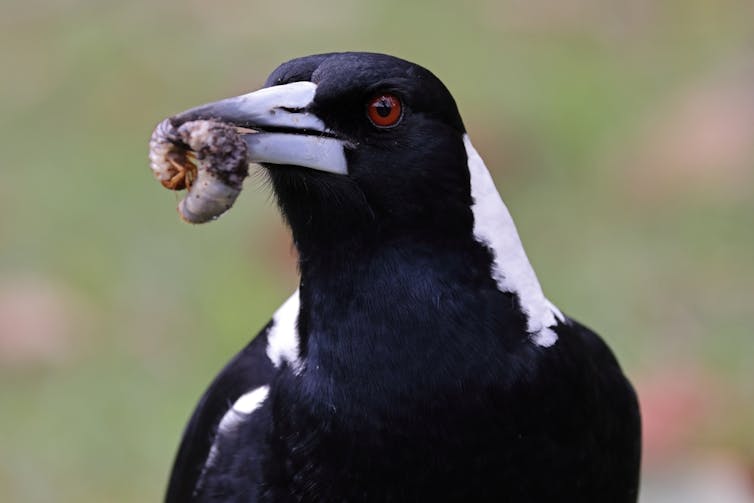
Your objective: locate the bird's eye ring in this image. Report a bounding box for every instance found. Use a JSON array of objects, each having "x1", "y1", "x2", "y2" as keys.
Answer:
[{"x1": 366, "y1": 94, "x2": 403, "y2": 128}]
